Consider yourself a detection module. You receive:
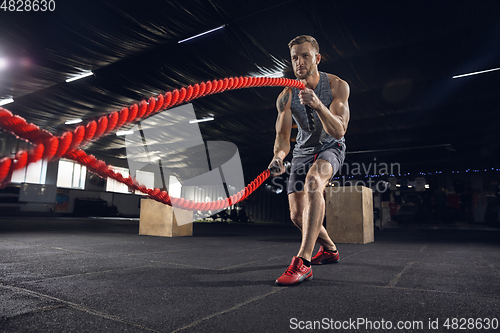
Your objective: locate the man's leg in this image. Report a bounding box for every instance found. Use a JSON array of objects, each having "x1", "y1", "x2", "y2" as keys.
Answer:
[
  {"x1": 288, "y1": 191, "x2": 336, "y2": 252},
  {"x1": 275, "y1": 157, "x2": 340, "y2": 286},
  {"x1": 296, "y1": 159, "x2": 334, "y2": 261}
]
